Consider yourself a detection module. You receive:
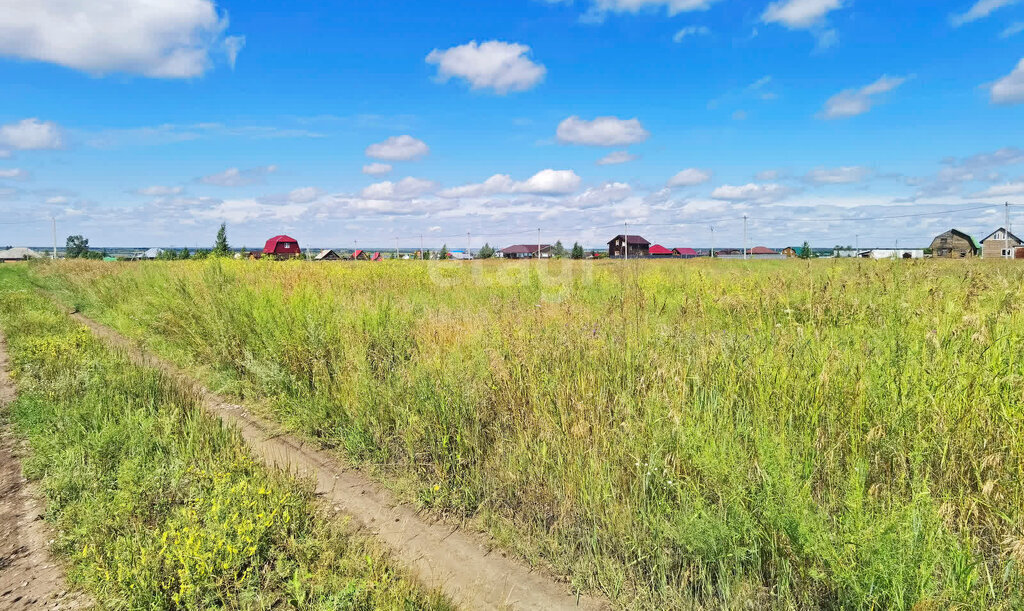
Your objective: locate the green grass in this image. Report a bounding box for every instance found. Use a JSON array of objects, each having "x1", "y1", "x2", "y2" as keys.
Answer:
[
  {"x1": 0, "y1": 265, "x2": 450, "y2": 610},
  {"x1": 28, "y1": 257, "x2": 1024, "y2": 609}
]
